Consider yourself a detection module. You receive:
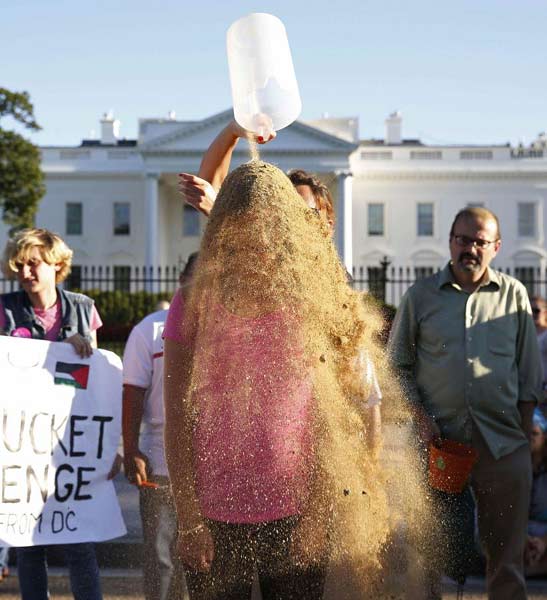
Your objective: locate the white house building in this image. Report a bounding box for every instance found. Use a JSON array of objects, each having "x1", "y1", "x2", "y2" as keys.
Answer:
[
  {"x1": 351, "y1": 112, "x2": 547, "y2": 295},
  {"x1": 1, "y1": 109, "x2": 546, "y2": 302}
]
